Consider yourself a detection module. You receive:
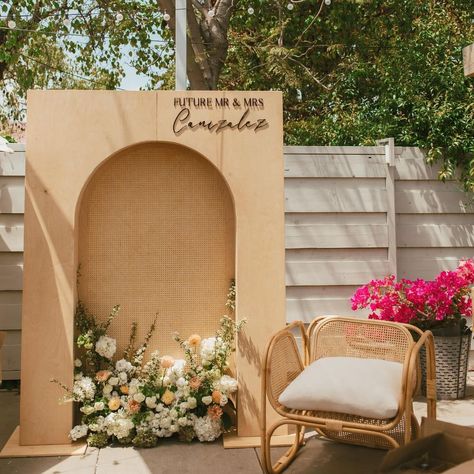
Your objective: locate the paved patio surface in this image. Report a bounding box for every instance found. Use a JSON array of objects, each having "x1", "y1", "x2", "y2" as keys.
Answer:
[{"x1": 1, "y1": 373, "x2": 473, "y2": 474}]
